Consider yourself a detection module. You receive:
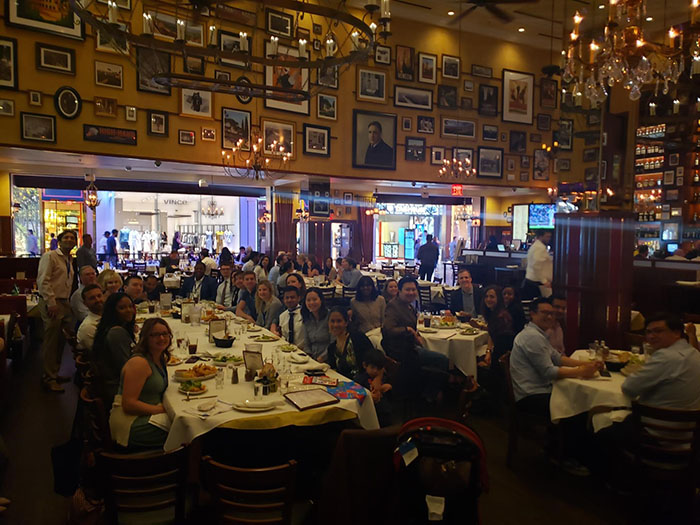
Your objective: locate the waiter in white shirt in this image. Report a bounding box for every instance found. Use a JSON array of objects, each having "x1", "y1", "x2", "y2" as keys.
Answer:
[{"x1": 524, "y1": 230, "x2": 553, "y2": 300}]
